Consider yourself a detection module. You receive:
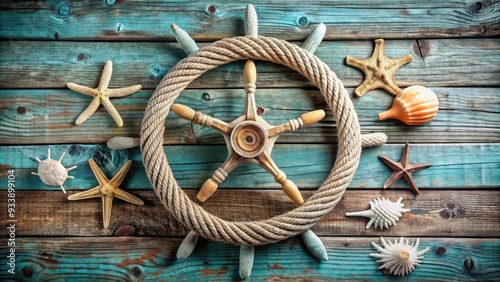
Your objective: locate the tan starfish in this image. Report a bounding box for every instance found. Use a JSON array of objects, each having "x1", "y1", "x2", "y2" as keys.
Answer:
[
  {"x1": 67, "y1": 60, "x2": 142, "y2": 127},
  {"x1": 378, "y1": 143, "x2": 431, "y2": 195},
  {"x1": 68, "y1": 159, "x2": 144, "y2": 228},
  {"x1": 346, "y1": 39, "x2": 413, "y2": 97}
]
